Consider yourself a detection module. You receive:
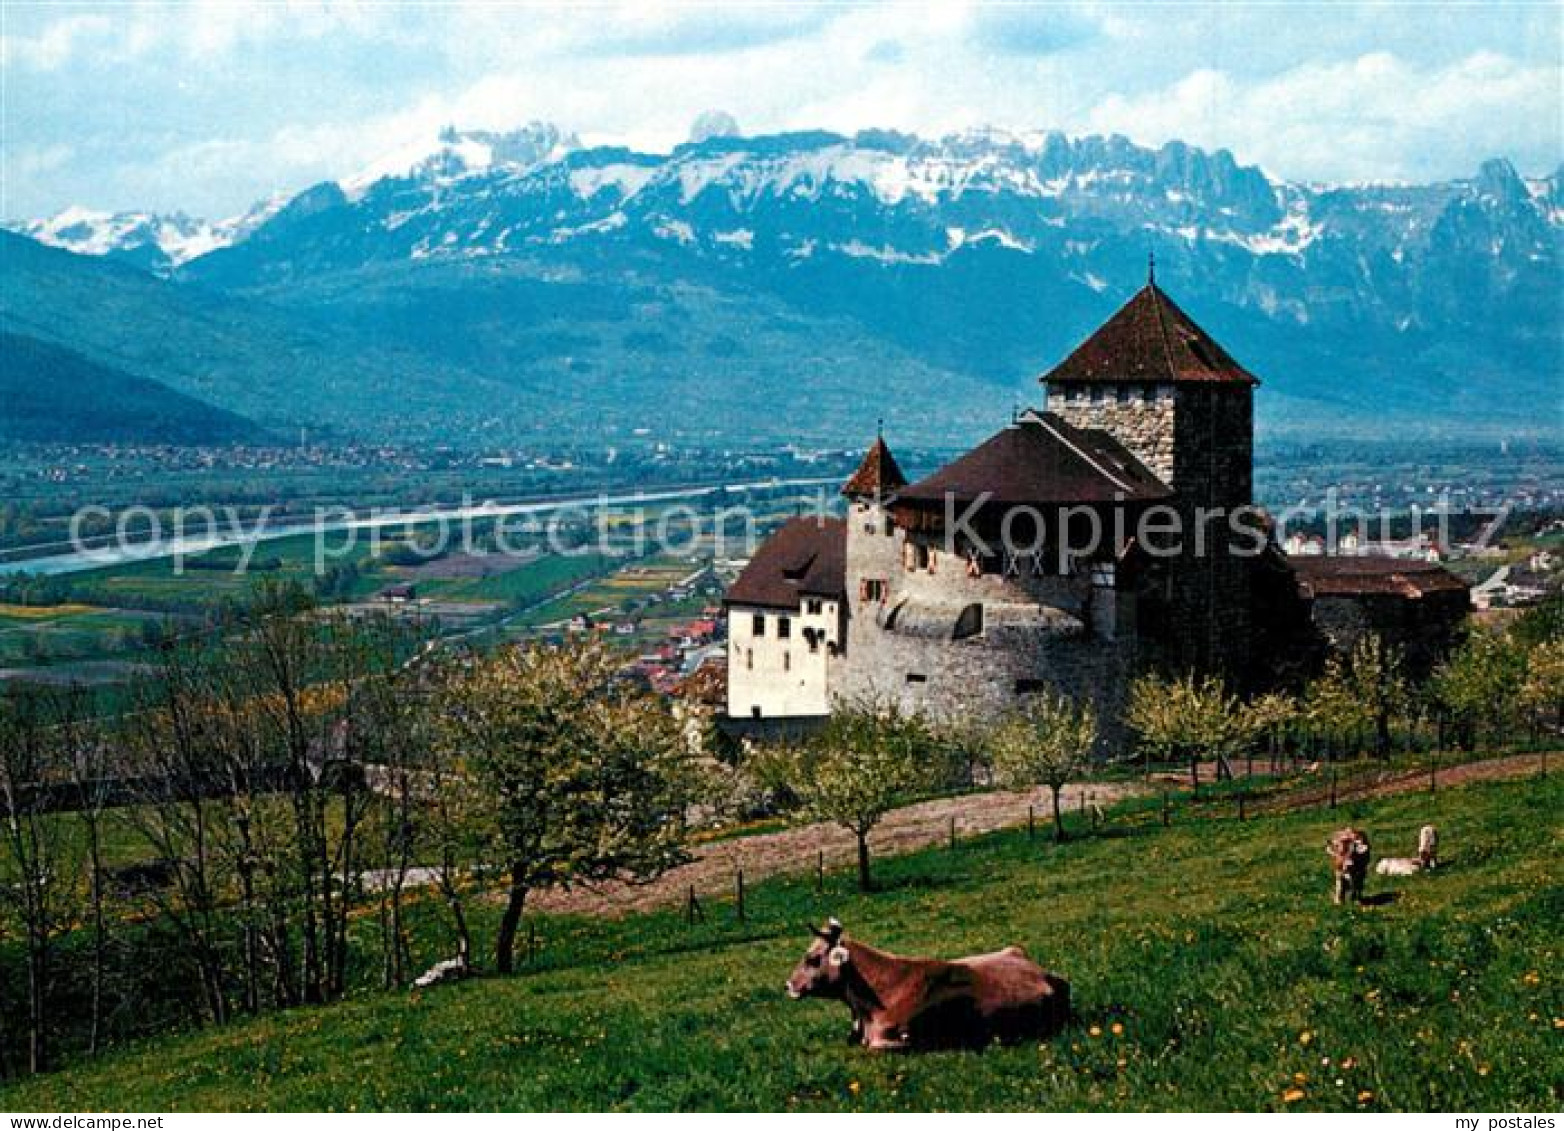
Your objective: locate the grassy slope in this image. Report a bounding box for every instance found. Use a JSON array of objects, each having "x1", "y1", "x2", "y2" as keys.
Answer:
[{"x1": 6, "y1": 775, "x2": 1560, "y2": 1112}]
